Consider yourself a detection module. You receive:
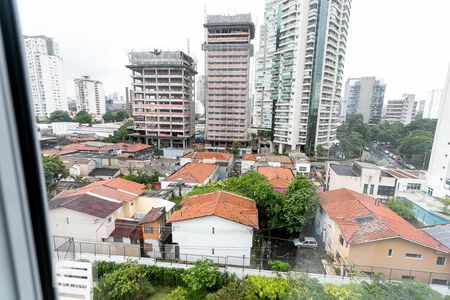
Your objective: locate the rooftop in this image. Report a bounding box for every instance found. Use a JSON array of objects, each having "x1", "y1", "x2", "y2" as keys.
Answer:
[
  {"x1": 141, "y1": 207, "x2": 165, "y2": 223},
  {"x1": 381, "y1": 168, "x2": 422, "y2": 179},
  {"x1": 329, "y1": 163, "x2": 357, "y2": 176},
  {"x1": 289, "y1": 152, "x2": 310, "y2": 163},
  {"x1": 109, "y1": 219, "x2": 140, "y2": 240},
  {"x1": 318, "y1": 189, "x2": 449, "y2": 253},
  {"x1": 182, "y1": 151, "x2": 233, "y2": 160},
  {"x1": 422, "y1": 224, "x2": 450, "y2": 249},
  {"x1": 242, "y1": 153, "x2": 267, "y2": 161},
  {"x1": 167, "y1": 191, "x2": 258, "y2": 228},
  {"x1": 88, "y1": 168, "x2": 120, "y2": 177},
  {"x1": 165, "y1": 162, "x2": 217, "y2": 184},
  {"x1": 257, "y1": 166, "x2": 295, "y2": 190},
  {"x1": 48, "y1": 194, "x2": 122, "y2": 218}
]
